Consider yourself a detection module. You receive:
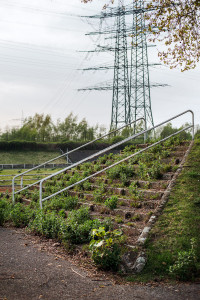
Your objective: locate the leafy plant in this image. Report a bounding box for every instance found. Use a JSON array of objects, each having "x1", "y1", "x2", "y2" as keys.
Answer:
[
  {"x1": 149, "y1": 161, "x2": 163, "y2": 179},
  {"x1": 31, "y1": 191, "x2": 39, "y2": 202},
  {"x1": 83, "y1": 181, "x2": 92, "y2": 191},
  {"x1": 130, "y1": 201, "x2": 142, "y2": 208},
  {"x1": 60, "y1": 207, "x2": 102, "y2": 244},
  {"x1": 43, "y1": 196, "x2": 78, "y2": 212},
  {"x1": 98, "y1": 154, "x2": 108, "y2": 165},
  {"x1": 89, "y1": 227, "x2": 123, "y2": 270},
  {"x1": 64, "y1": 196, "x2": 79, "y2": 210},
  {"x1": 93, "y1": 189, "x2": 105, "y2": 203},
  {"x1": 129, "y1": 182, "x2": 141, "y2": 199},
  {"x1": 69, "y1": 173, "x2": 83, "y2": 186},
  {"x1": 10, "y1": 203, "x2": 35, "y2": 228},
  {"x1": 120, "y1": 172, "x2": 130, "y2": 187},
  {"x1": 138, "y1": 161, "x2": 149, "y2": 180},
  {"x1": 107, "y1": 165, "x2": 121, "y2": 180},
  {"x1": 107, "y1": 164, "x2": 134, "y2": 181},
  {"x1": 29, "y1": 210, "x2": 63, "y2": 239},
  {"x1": 0, "y1": 198, "x2": 11, "y2": 226},
  {"x1": 61, "y1": 219, "x2": 98, "y2": 244},
  {"x1": 104, "y1": 196, "x2": 118, "y2": 210},
  {"x1": 67, "y1": 206, "x2": 90, "y2": 224},
  {"x1": 115, "y1": 216, "x2": 124, "y2": 224}
]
